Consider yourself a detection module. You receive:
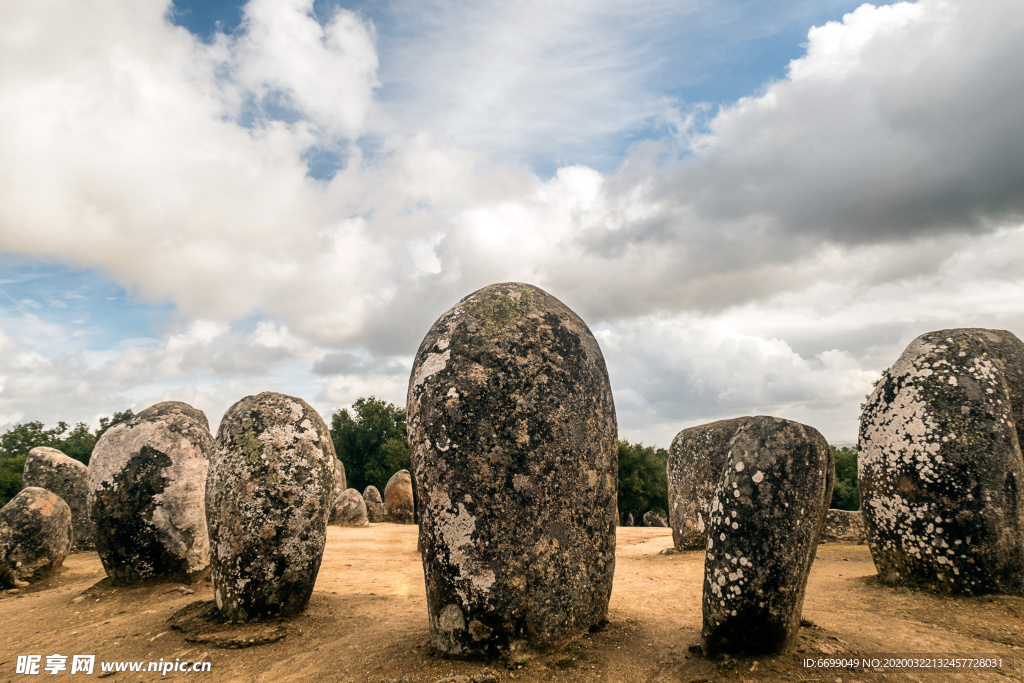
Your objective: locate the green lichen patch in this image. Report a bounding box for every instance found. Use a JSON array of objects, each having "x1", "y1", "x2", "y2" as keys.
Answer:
[
  {"x1": 233, "y1": 417, "x2": 266, "y2": 468},
  {"x1": 464, "y1": 284, "x2": 538, "y2": 334}
]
